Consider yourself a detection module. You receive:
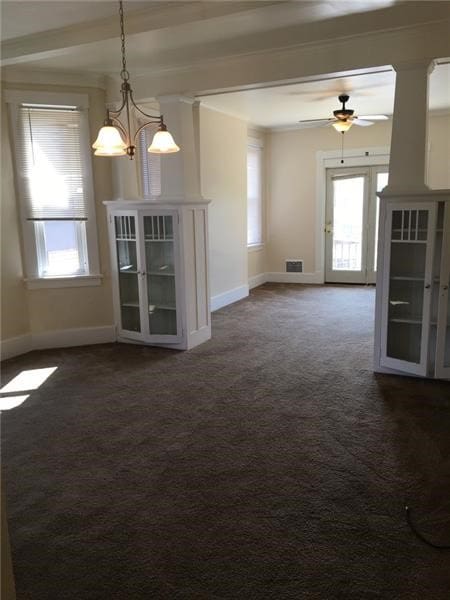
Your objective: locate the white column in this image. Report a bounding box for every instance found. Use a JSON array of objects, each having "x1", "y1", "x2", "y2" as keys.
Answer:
[
  {"x1": 158, "y1": 95, "x2": 203, "y2": 202},
  {"x1": 385, "y1": 60, "x2": 434, "y2": 193}
]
